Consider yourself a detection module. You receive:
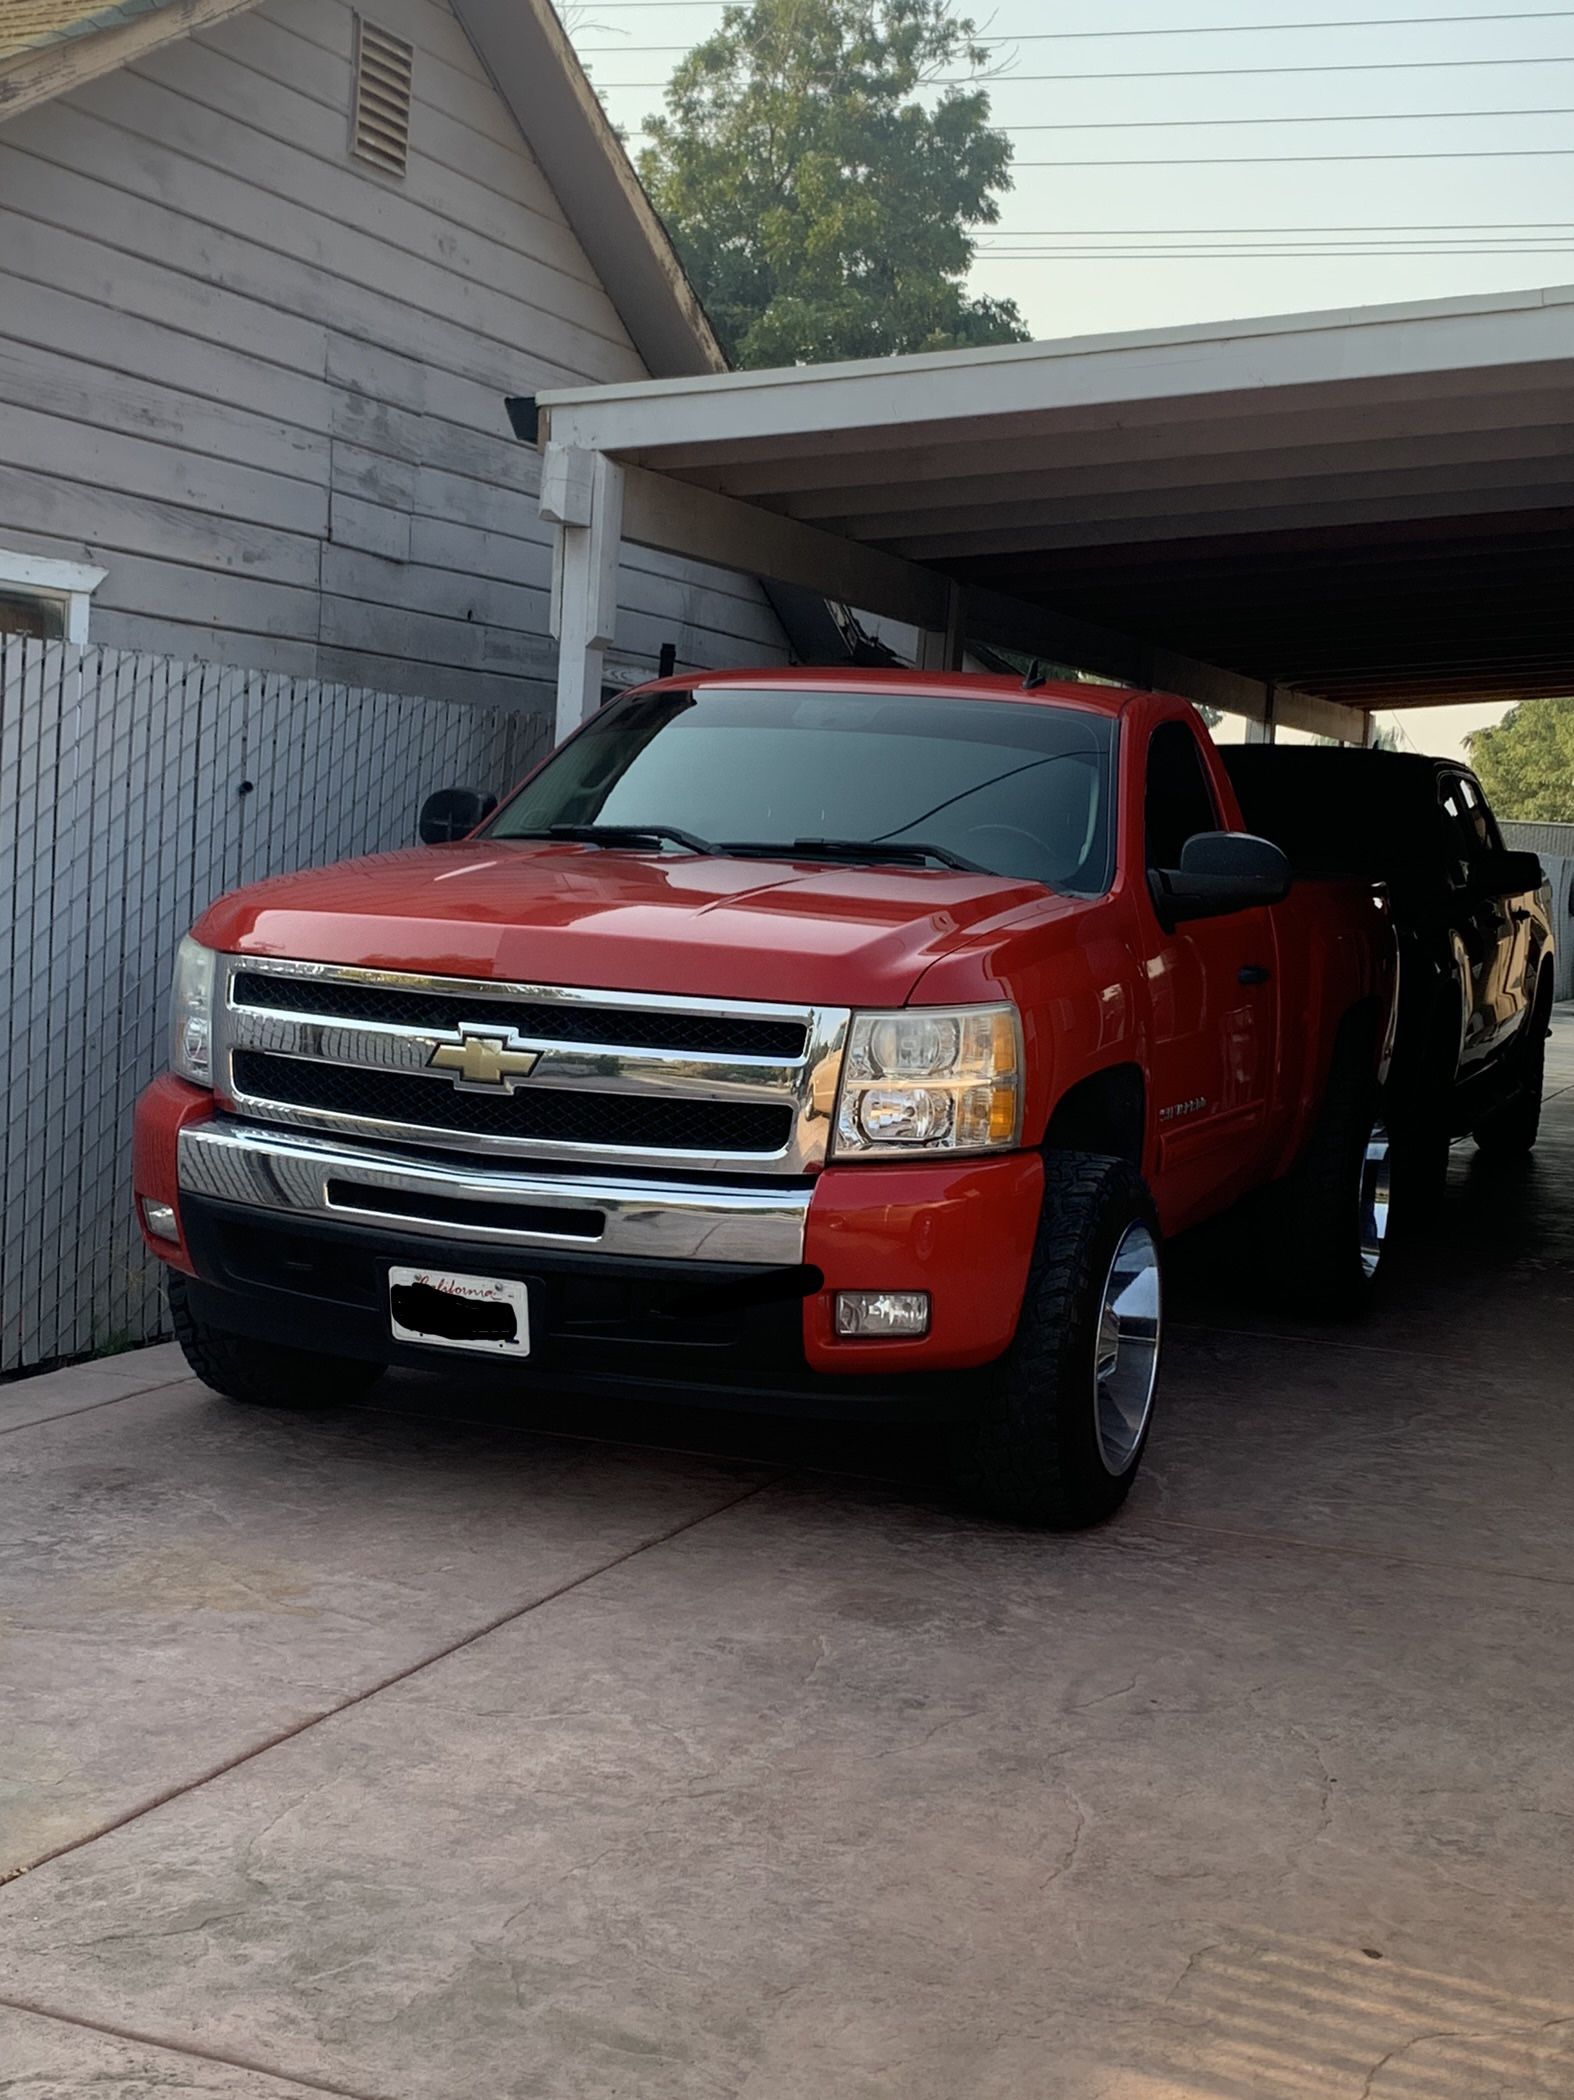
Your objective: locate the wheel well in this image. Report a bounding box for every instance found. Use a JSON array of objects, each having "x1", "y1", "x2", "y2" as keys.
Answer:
[{"x1": 1042, "y1": 1065, "x2": 1146, "y2": 1166}]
